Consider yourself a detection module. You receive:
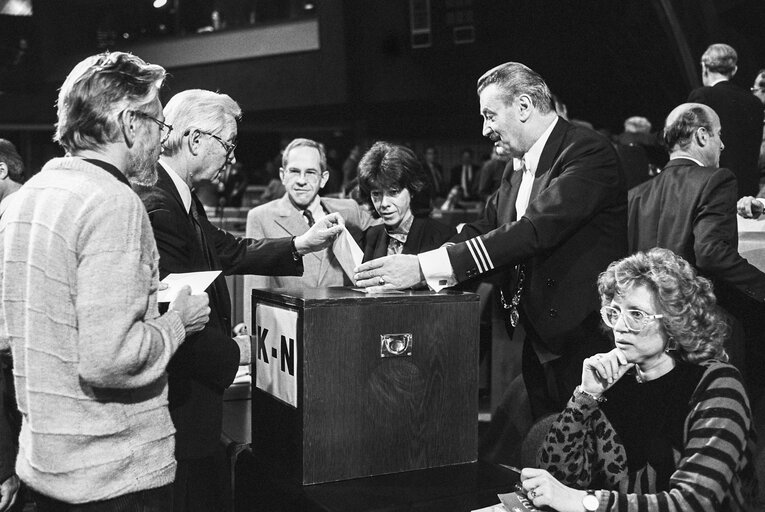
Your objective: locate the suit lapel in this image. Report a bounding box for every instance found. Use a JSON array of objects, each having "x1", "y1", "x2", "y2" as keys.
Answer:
[
  {"x1": 530, "y1": 117, "x2": 568, "y2": 200},
  {"x1": 498, "y1": 162, "x2": 523, "y2": 223}
]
